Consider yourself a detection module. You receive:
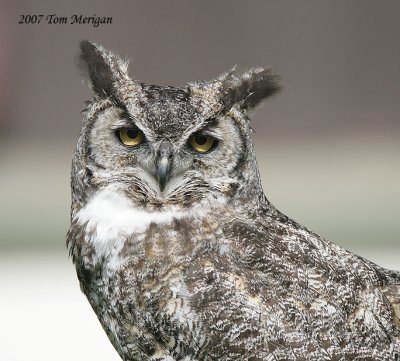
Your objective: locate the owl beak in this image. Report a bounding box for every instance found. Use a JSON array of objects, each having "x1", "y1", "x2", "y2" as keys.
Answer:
[
  {"x1": 157, "y1": 141, "x2": 173, "y2": 192},
  {"x1": 157, "y1": 156, "x2": 171, "y2": 192}
]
